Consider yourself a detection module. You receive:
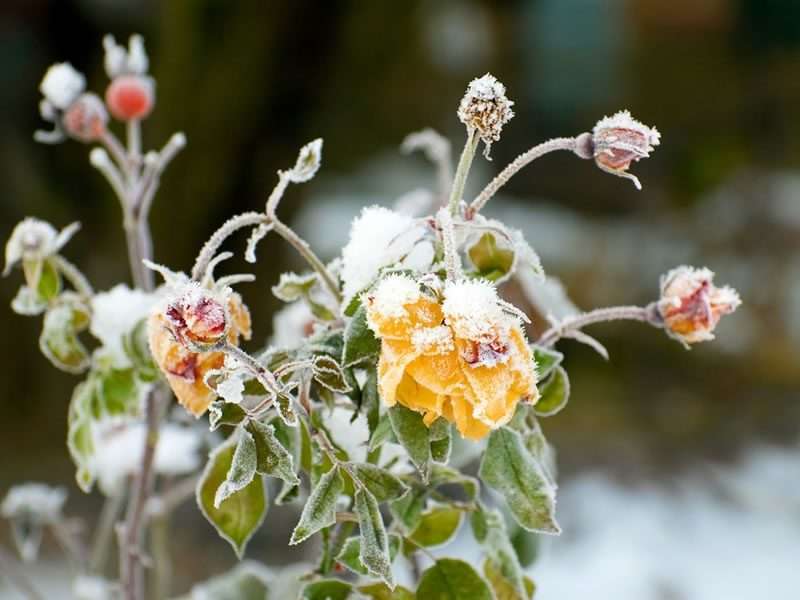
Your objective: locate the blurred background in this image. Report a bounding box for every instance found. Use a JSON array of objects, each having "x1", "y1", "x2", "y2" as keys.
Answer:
[{"x1": 1, "y1": 0, "x2": 799, "y2": 598}]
